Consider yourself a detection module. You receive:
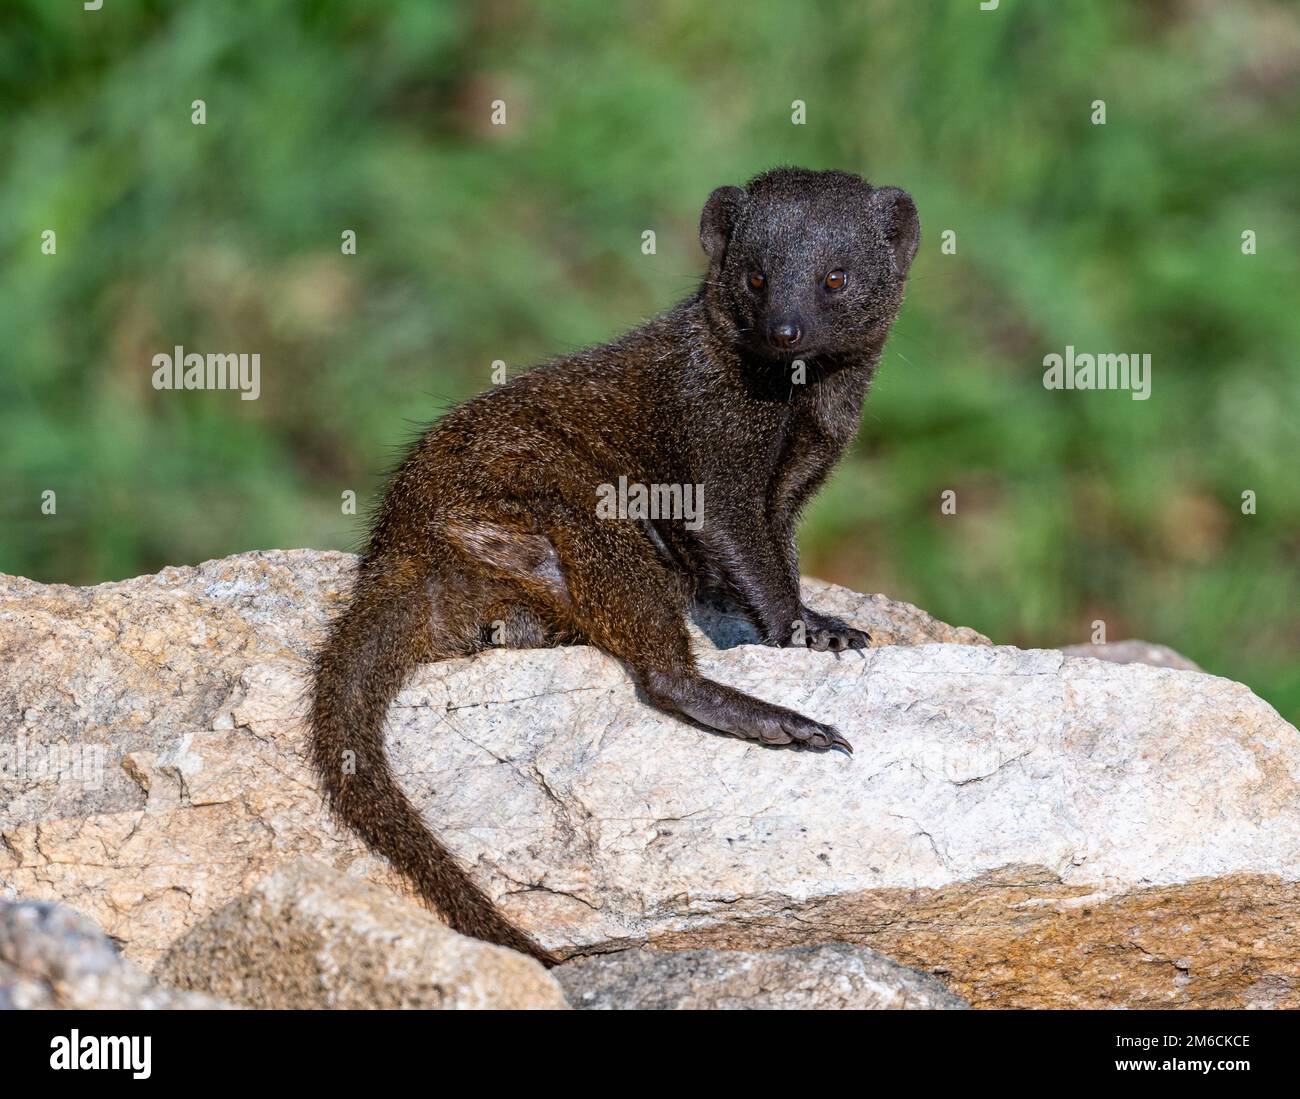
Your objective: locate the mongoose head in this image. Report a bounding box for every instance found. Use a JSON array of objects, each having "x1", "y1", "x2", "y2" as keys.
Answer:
[{"x1": 699, "y1": 167, "x2": 919, "y2": 362}]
